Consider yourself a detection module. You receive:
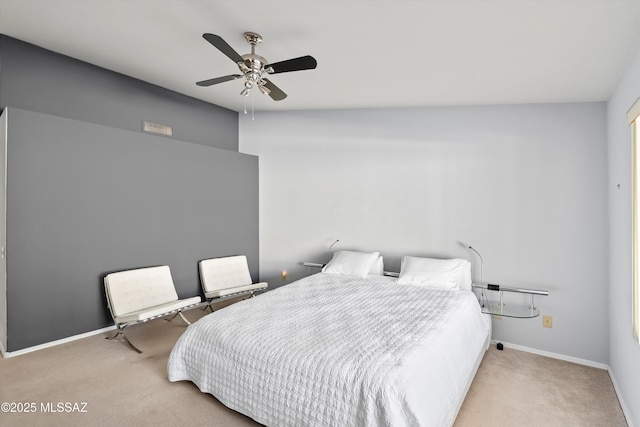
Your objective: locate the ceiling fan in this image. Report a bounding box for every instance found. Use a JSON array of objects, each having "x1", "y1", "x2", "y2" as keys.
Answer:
[{"x1": 196, "y1": 32, "x2": 317, "y2": 101}]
